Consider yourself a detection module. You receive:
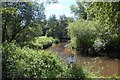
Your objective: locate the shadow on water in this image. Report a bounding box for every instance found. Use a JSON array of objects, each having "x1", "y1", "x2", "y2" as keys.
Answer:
[{"x1": 46, "y1": 42, "x2": 120, "y2": 77}]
